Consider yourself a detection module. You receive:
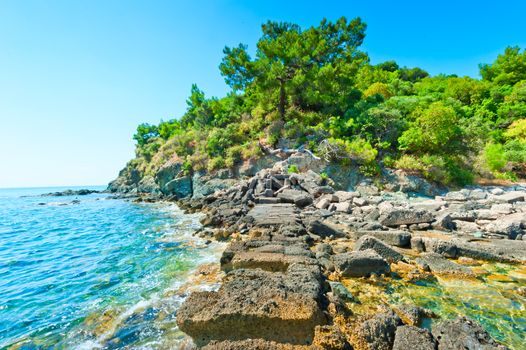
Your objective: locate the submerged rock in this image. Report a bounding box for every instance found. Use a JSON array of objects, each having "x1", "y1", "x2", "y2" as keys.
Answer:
[{"x1": 432, "y1": 317, "x2": 508, "y2": 350}]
